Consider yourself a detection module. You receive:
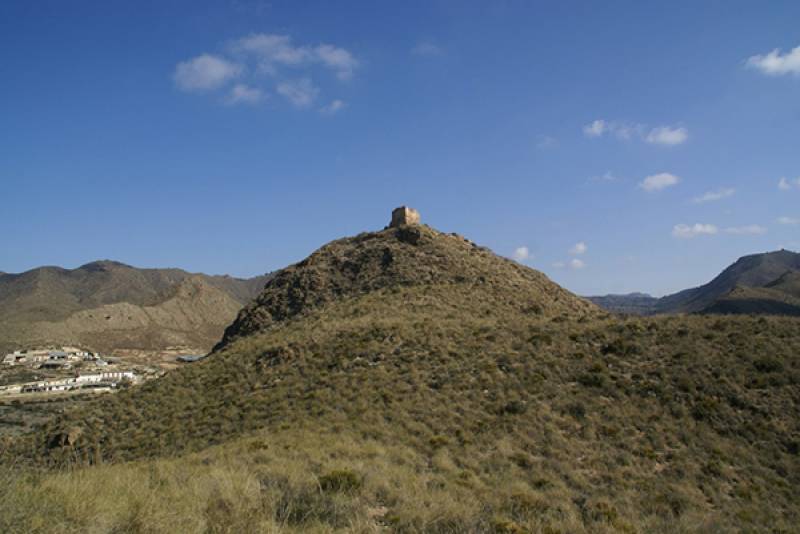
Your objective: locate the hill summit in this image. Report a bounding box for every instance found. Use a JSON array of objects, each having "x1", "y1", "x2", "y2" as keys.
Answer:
[{"x1": 216, "y1": 211, "x2": 596, "y2": 349}]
